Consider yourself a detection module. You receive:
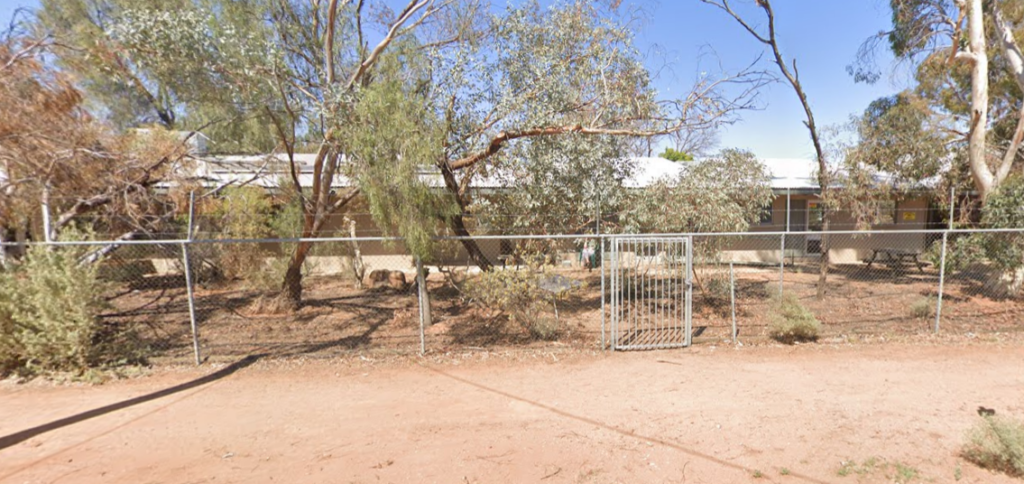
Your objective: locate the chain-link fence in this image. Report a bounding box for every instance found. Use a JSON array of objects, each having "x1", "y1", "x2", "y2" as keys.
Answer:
[{"x1": 2, "y1": 228, "x2": 1023, "y2": 365}]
